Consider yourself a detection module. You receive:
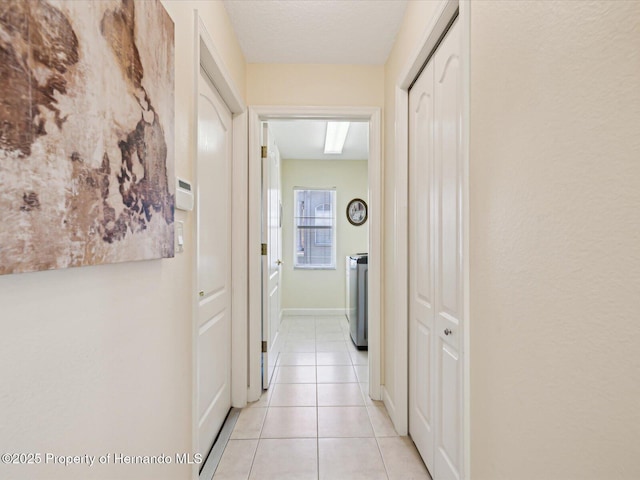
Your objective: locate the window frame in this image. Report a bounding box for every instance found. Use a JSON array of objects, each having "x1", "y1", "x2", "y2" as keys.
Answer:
[{"x1": 292, "y1": 187, "x2": 337, "y2": 270}]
